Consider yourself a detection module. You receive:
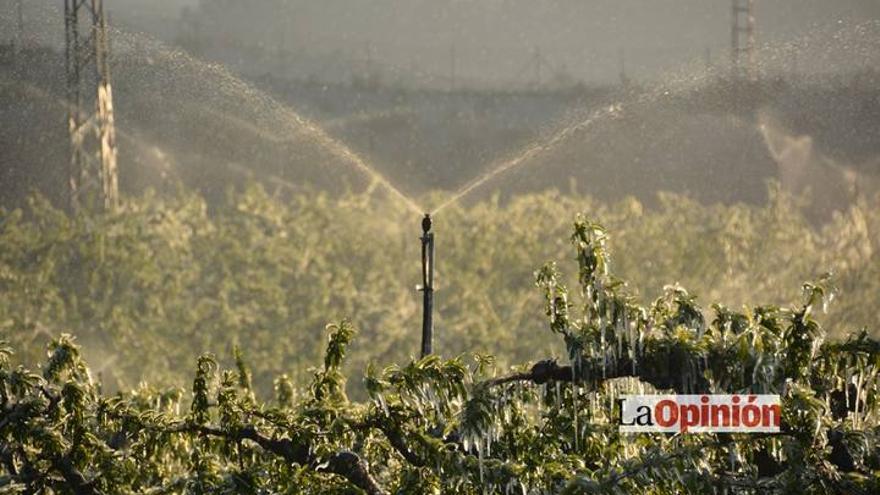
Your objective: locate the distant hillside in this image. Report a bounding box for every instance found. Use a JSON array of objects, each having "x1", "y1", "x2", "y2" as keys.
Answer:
[{"x1": 1, "y1": 45, "x2": 878, "y2": 216}]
